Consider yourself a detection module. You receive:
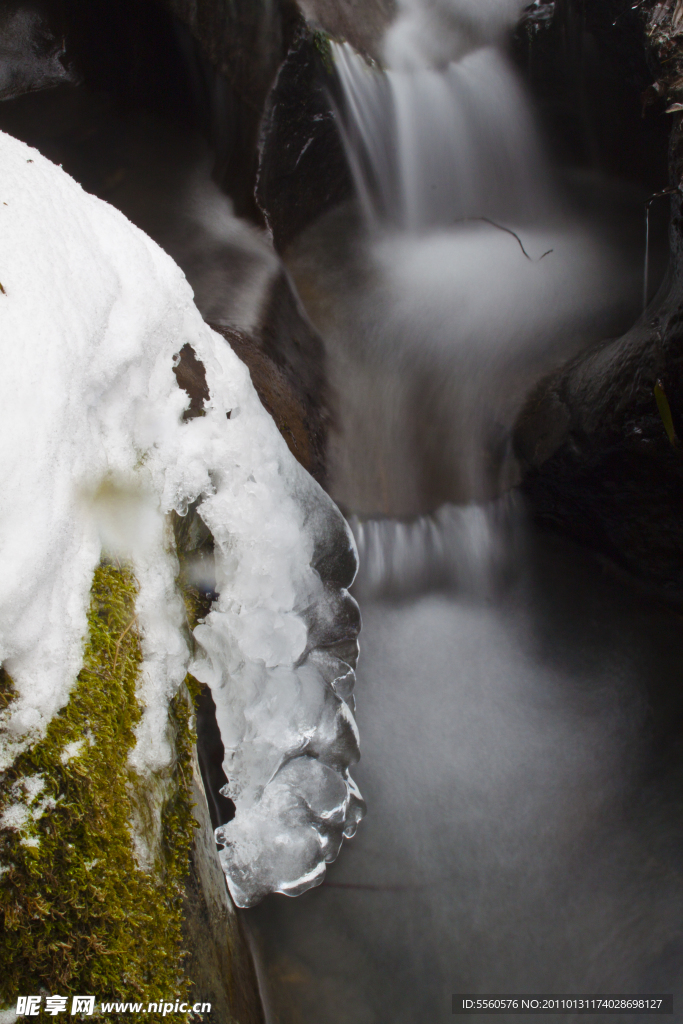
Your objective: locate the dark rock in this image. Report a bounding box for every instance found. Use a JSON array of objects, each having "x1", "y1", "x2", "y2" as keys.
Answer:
[
  {"x1": 515, "y1": 272, "x2": 683, "y2": 604},
  {"x1": 174, "y1": 343, "x2": 211, "y2": 420},
  {"x1": 148, "y1": 0, "x2": 303, "y2": 222},
  {"x1": 512, "y1": 0, "x2": 670, "y2": 193},
  {"x1": 157, "y1": 0, "x2": 299, "y2": 92},
  {"x1": 142, "y1": 0, "x2": 392, "y2": 224},
  {"x1": 0, "y1": 1, "x2": 78, "y2": 101},
  {"x1": 256, "y1": 27, "x2": 354, "y2": 253},
  {"x1": 194, "y1": 683, "x2": 236, "y2": 832},
  {"x1": 29, "y1": 0, "x2": 302, "y2": 222},
  {"x1": 514, "y1": 3, "x2": 683, "y2": 605}
]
